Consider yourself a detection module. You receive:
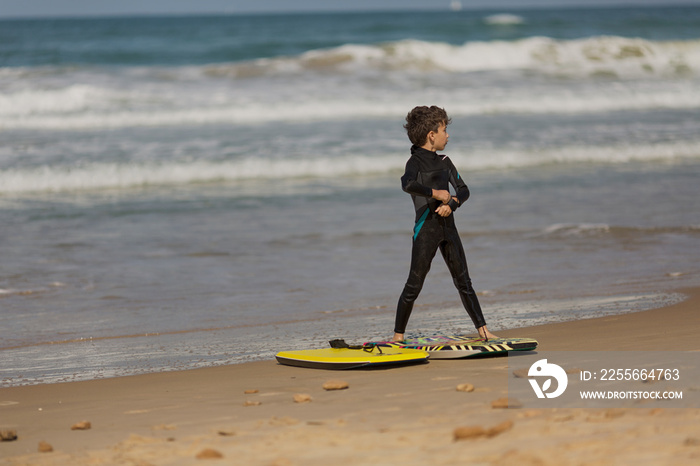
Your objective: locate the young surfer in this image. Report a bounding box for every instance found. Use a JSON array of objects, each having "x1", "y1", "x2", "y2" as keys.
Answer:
[{"x1": 393, "y1": 106, "x2": 496, "y2": 342}]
